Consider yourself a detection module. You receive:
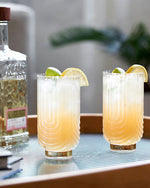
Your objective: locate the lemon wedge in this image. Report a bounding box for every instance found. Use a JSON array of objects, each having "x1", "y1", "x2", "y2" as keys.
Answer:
[
  {"x1": 126, "y1": 64, "x2": 148, "y2": 82},
  {"x1": 61, "y1": 68, "x2": 89, "y2": 86}
]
